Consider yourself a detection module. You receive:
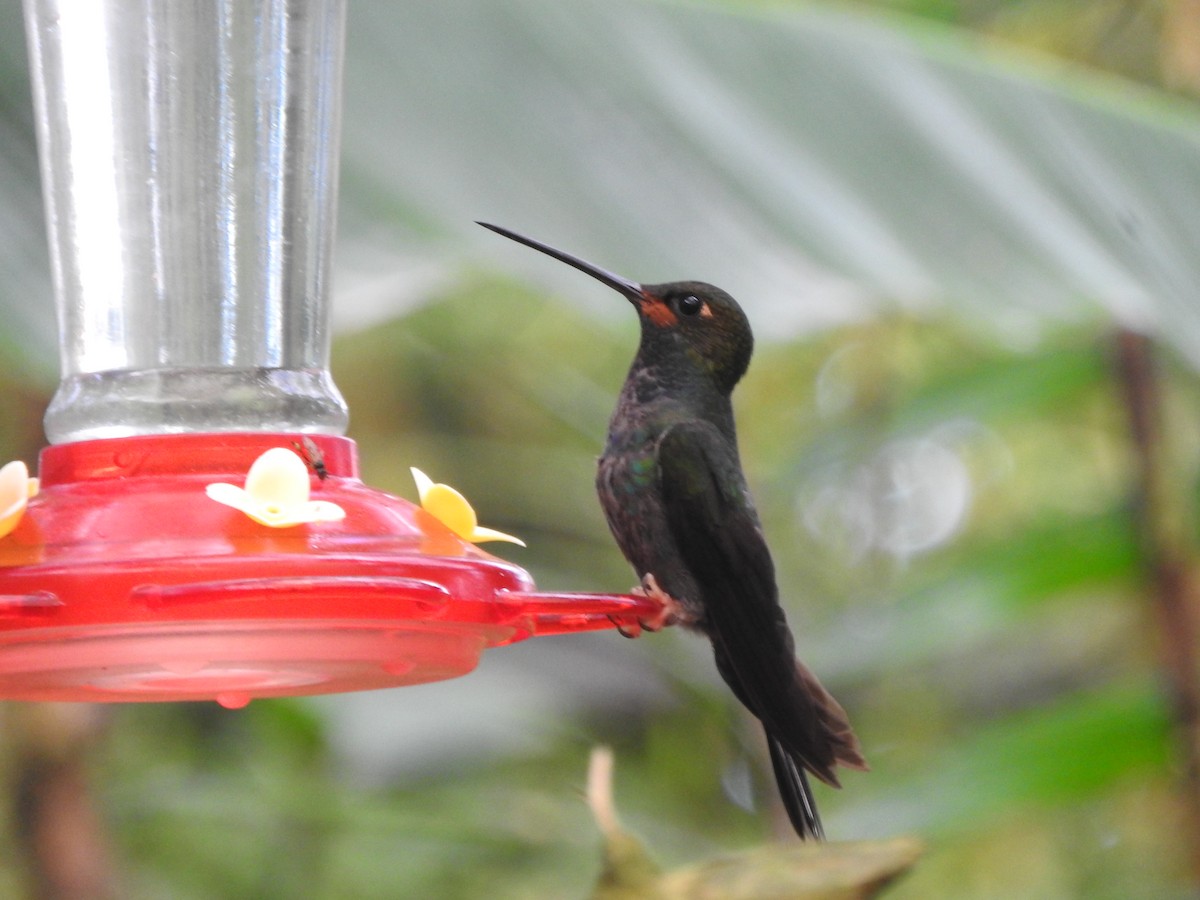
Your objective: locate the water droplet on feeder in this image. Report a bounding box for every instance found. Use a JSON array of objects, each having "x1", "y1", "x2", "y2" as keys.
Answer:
[{"x1": 216, "y1": 691, "x2": 251, "y2": 710}]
